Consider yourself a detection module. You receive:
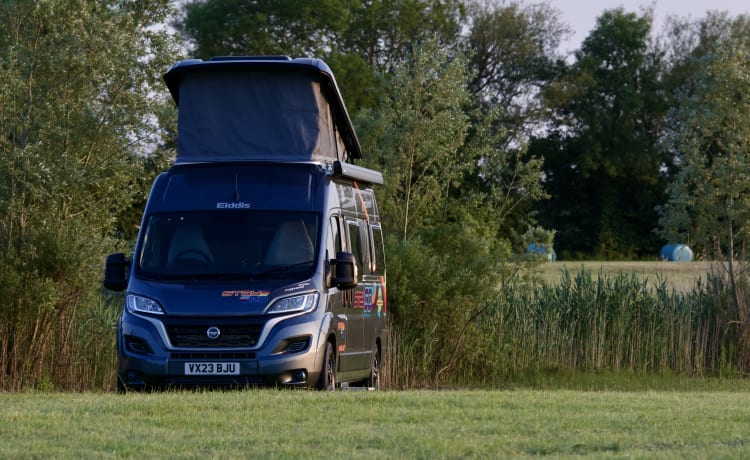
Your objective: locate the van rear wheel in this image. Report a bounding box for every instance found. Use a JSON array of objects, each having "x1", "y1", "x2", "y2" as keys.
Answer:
[
  {"x1": 367, "y1": 349, "x2": 380, "y2": 390},
  {"x1": 317, "y1": 342, "x2": 336, "y2": 391}
]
